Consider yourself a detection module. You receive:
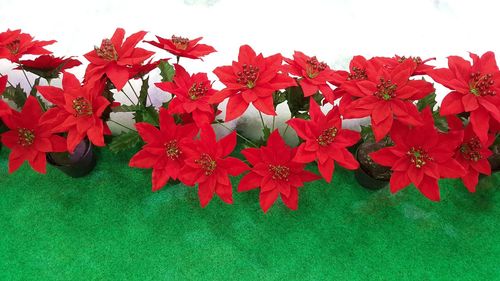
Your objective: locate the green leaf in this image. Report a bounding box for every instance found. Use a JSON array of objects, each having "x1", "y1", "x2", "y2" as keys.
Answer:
[
  {"x1": 3, "y1": 83, "x2": 27, "y2": 108},
  {"x1": 360, "y1": 125, "x2": 375, "y2": 142},
  {"x1": 285, "y1": 86, "x2": 308, "y2": 116},
  {"x1": 417, "y1": 92, "x2": 437, "y2": 112},
  {"x1": 108, "y1": 130, "x2": 141, "y2": 154},
  {"x1": 158, "y1": 60, "x2": 175, "y2": 82},
  {"x1": 112, "y1": 104, "x2": 142, "y2": 112},
  {"x1": 29, "y1": 77, "x2": 41, "y2": 96},
  {"x1": 294, "y1": 112, "x2": 310, "y2": 120},
  {"x1": 139, "y1": 77, "x2": 149, "y2": 107},
  {"x1": 433, "y1": 110, "x2": 449, "y2": 132},
  {"x1": 134, "y1": 106, "x2": 159, "y2": 126},
  {"x1": 273, "y1": 90, "x2": 287, "y2": 109}
]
